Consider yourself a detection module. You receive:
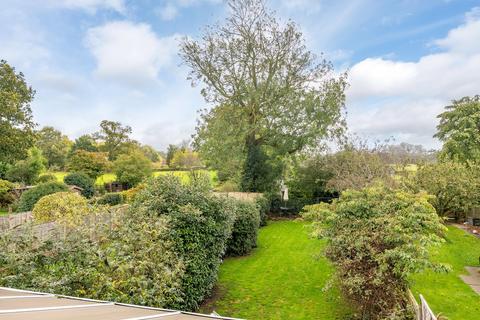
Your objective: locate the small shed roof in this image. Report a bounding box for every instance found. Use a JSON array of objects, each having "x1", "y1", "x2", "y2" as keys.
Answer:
[{"x1": 0, "y1": 287, "x2": 241, "y2": 320}]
